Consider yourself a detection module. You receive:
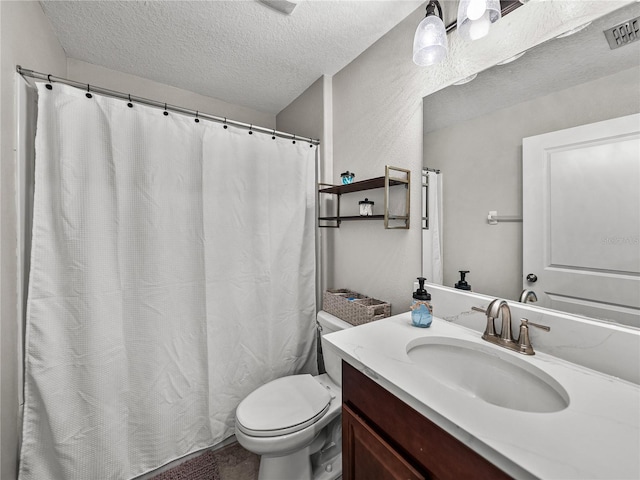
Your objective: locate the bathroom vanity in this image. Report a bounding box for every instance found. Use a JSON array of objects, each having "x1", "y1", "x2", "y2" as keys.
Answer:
[
  {"x1": 342, "y1": 361, "x2": 509, "y2": 479},
  {"x1": 325, "y1": 311, "x2": 640, "y2": 479}
]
